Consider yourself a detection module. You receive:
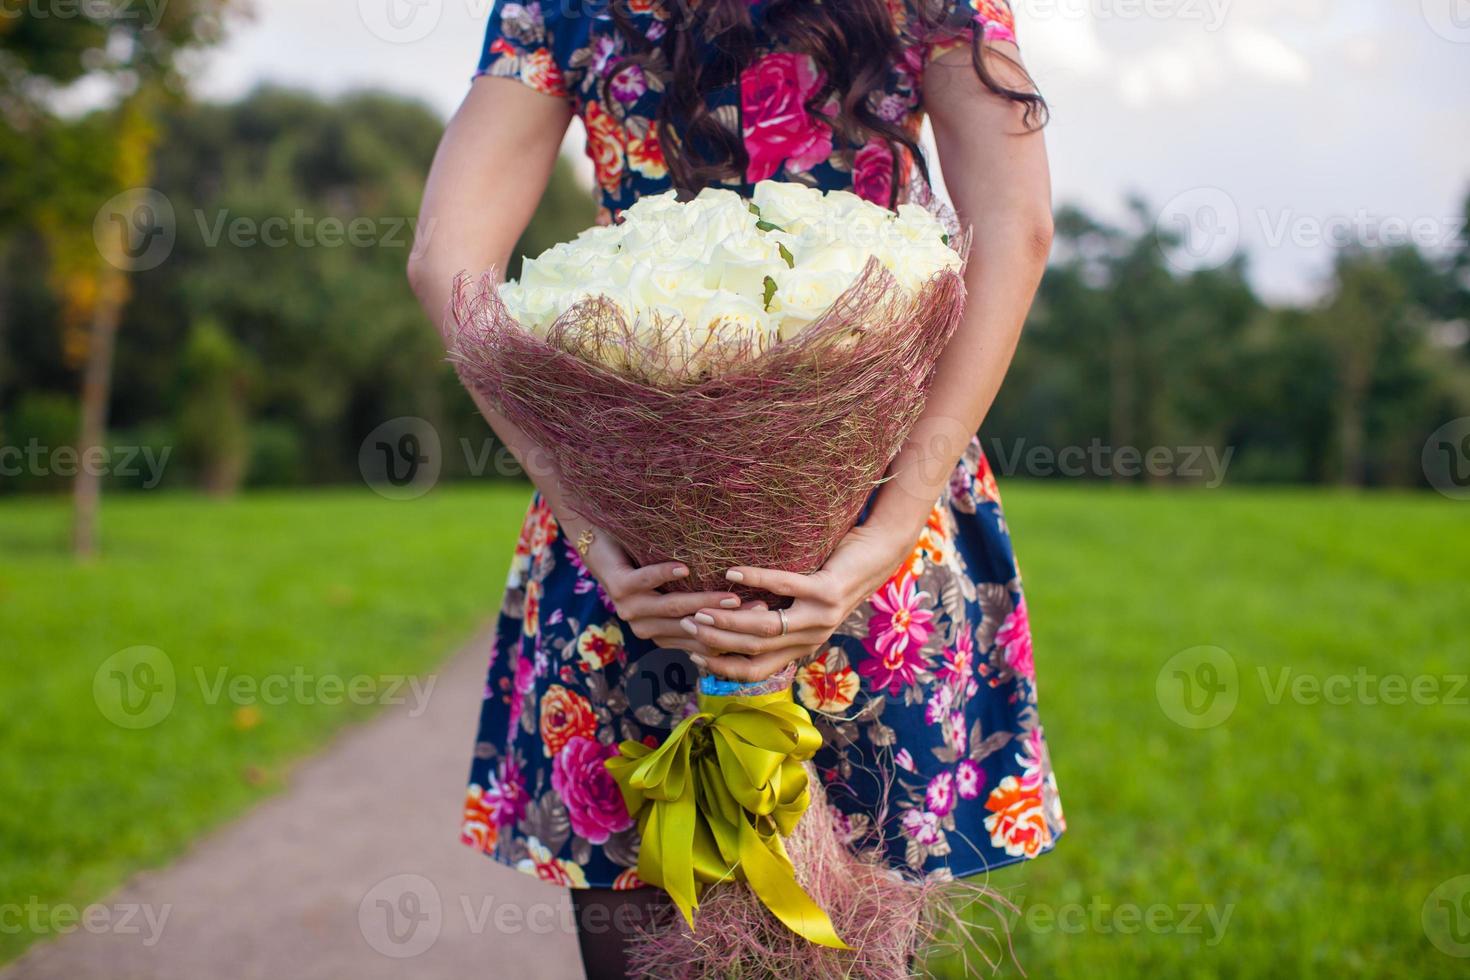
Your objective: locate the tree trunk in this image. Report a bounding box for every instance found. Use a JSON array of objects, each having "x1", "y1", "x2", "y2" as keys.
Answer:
[
  {"x1": 0, "y1": 243, "x2": 9, "y2": 411},
  {"x1": 72, "y1": 267, "x2": 127, "y2": 558},
  {"x1": 1340, "y1": 387, "x2": 1358, "y2": 487},
  {"x1": 1109, "y1": 321, "x2": 1135, "y2": 482},
  {"x1": 1335, "y1": 329, "x2": 1375, "y2": 487}
]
